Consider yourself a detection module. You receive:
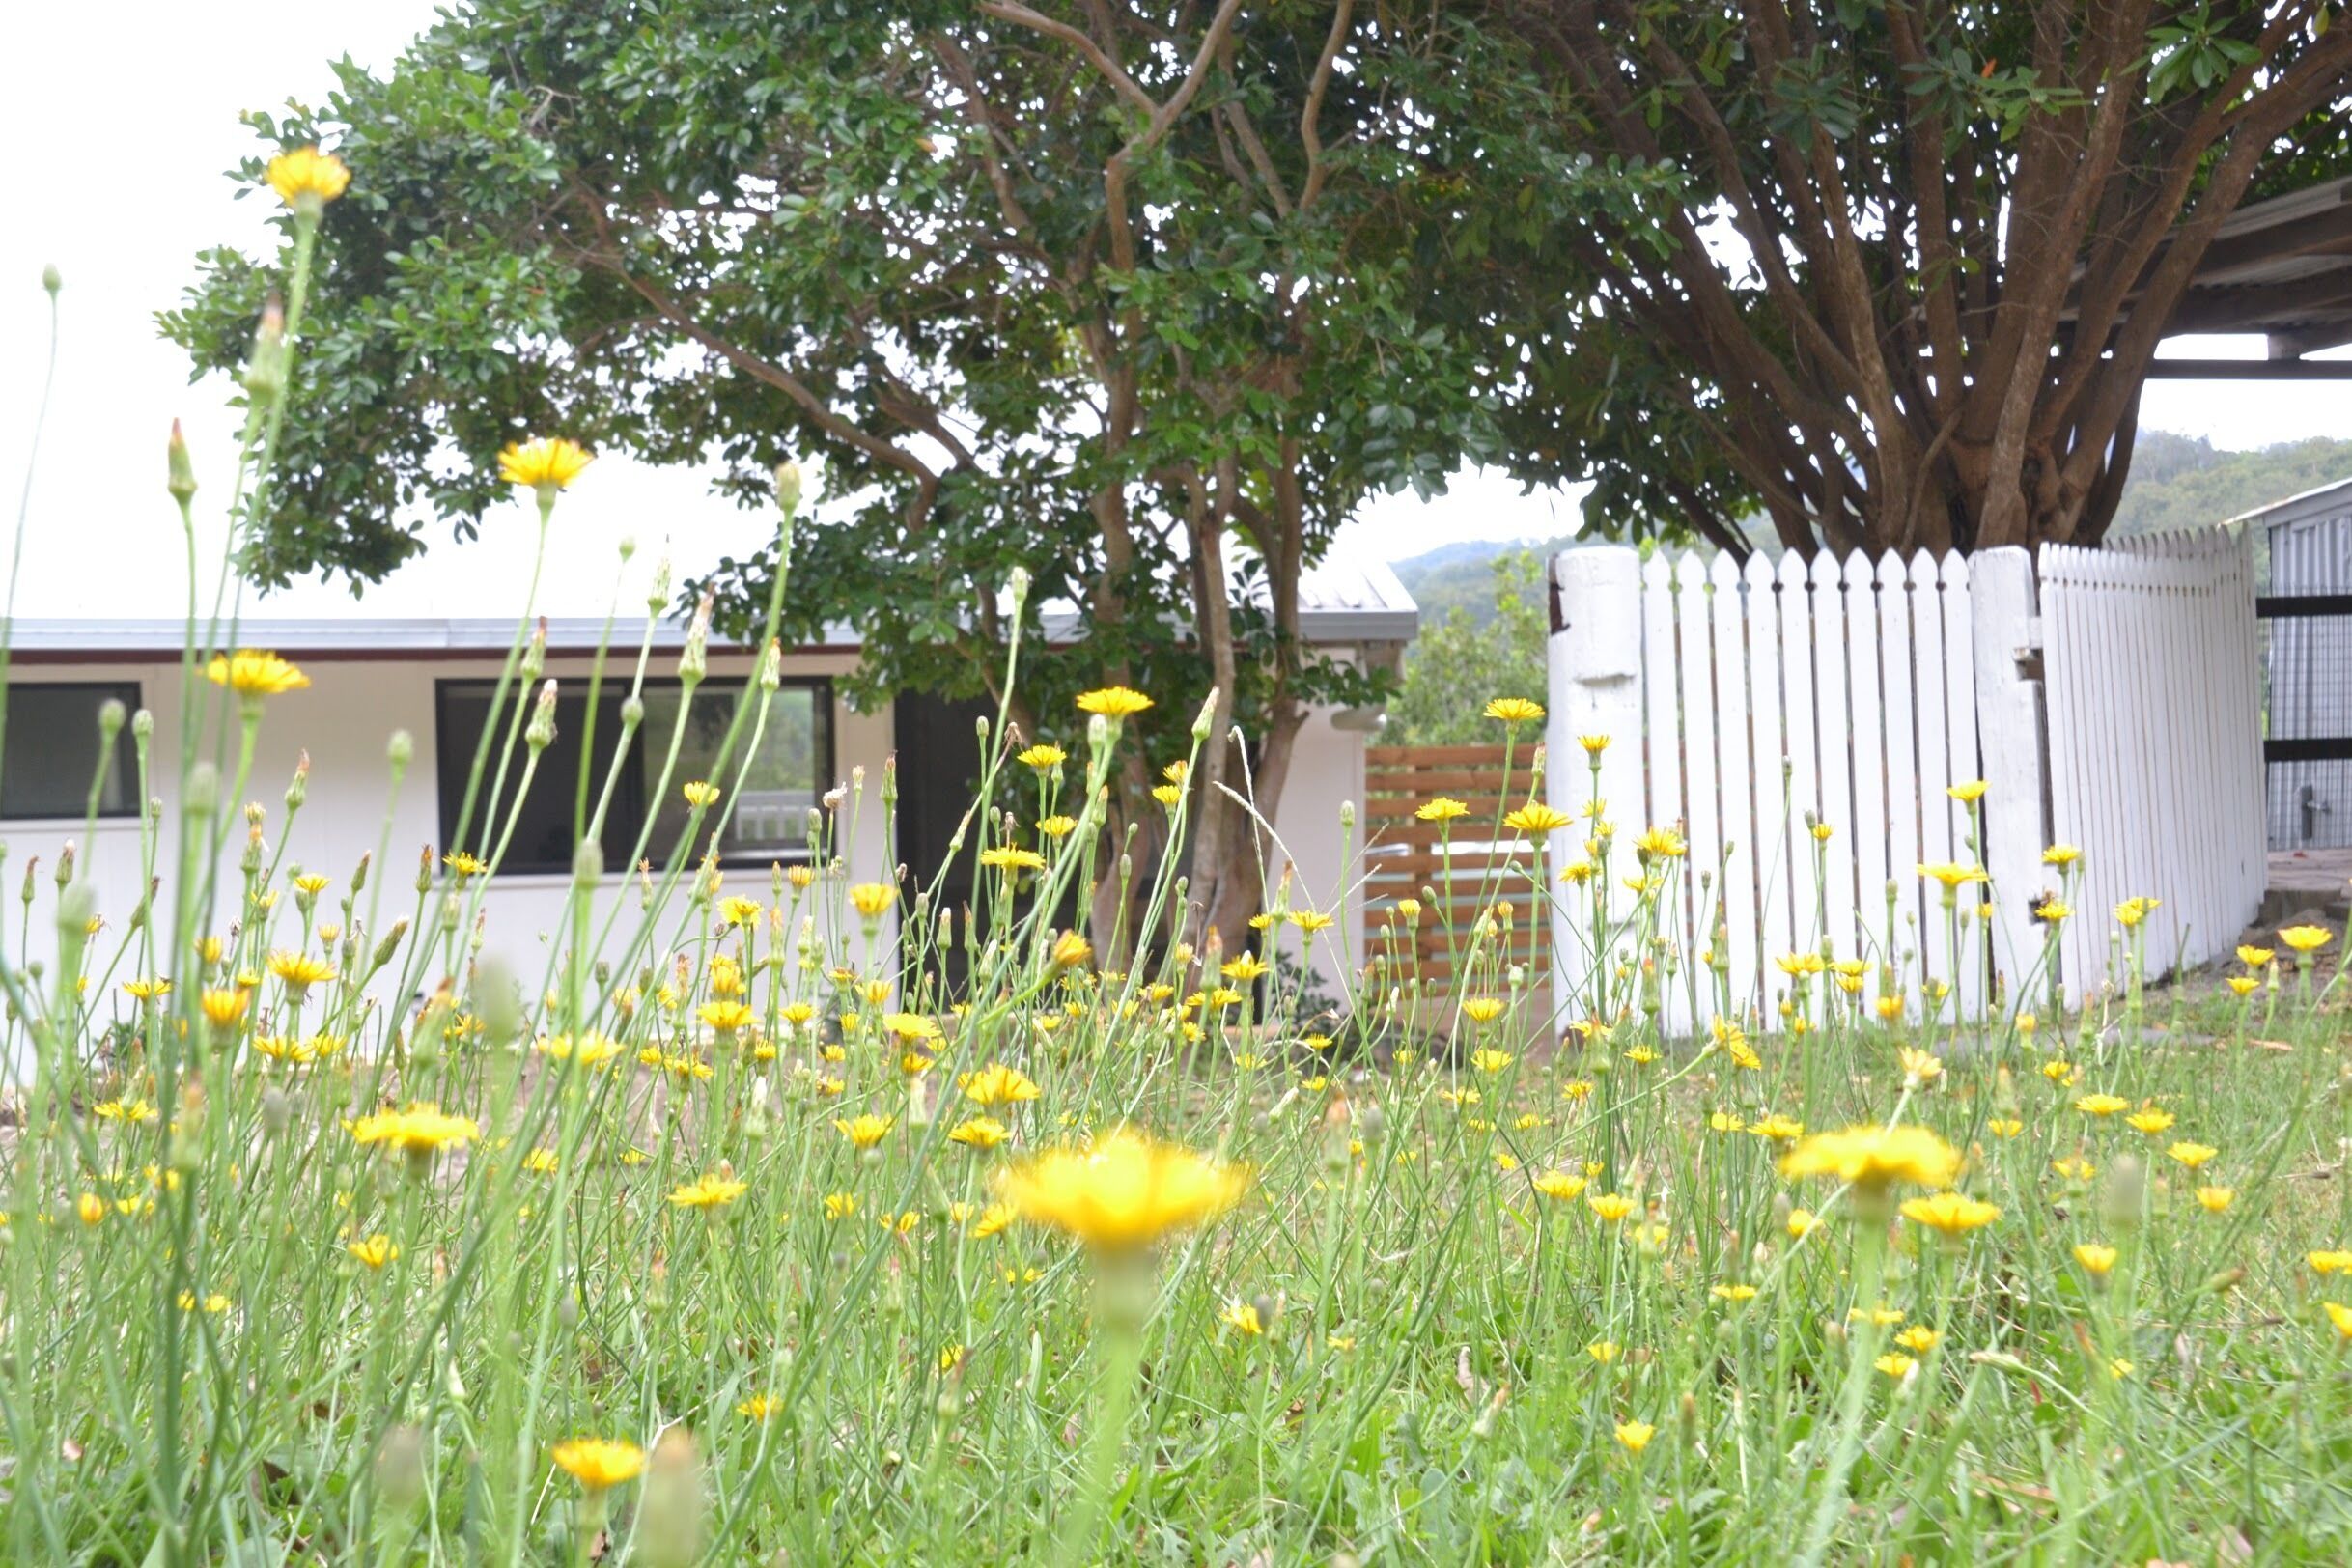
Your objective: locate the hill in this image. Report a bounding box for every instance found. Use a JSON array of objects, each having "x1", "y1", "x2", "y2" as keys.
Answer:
[
  {"x1": 1390, "y1": 534, "x2": 1577, "y2": 627},
  {"x1": 1384, "y1": 430, "x2": 2352, "y2": 616},
  {"x1": 2109, "y1": 430, "x2": 2352, "y2": 536}
]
